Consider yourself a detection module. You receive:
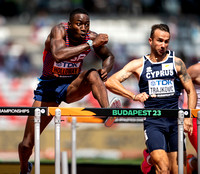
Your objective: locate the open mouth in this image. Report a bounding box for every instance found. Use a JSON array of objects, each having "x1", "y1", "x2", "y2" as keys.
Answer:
[{"x1": 80, "y1": 33, "x2": 86, "y2": 37}]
